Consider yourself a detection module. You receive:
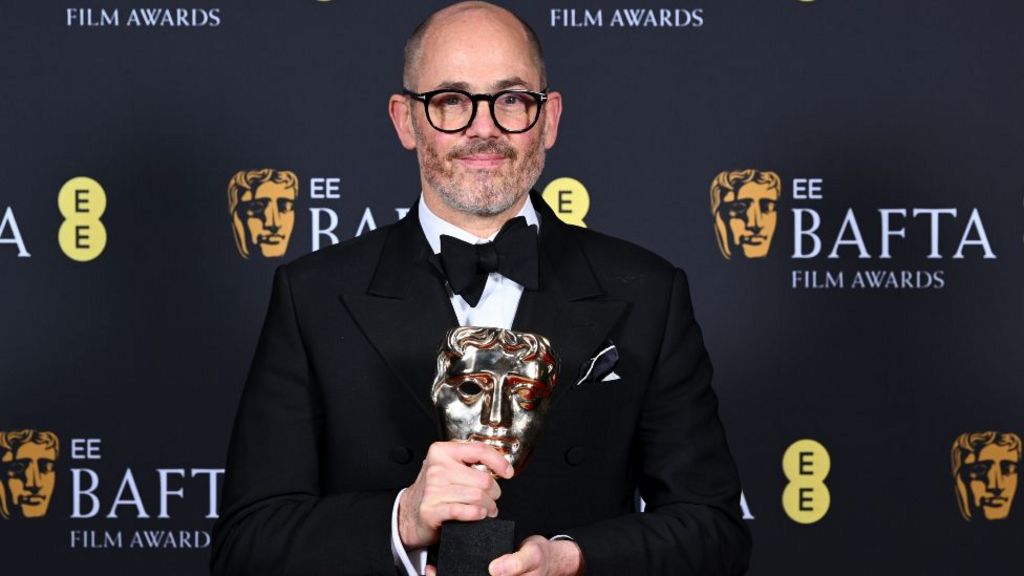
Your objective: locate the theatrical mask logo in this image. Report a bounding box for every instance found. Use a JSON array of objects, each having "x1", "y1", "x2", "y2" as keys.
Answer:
[
  {"x1": 710, "y1": 169, "x2": 781, "y2": 260},
  {"x1": 951, "y1": 431, "x2": 1020, "y2": 521},
  {"x1": 431, "y1": 327, "x2": 559, "y2": 473},
  {"x1": 228, "y1": 169, "x2": 298, "y2": 259},
  {"x1": 1, "y1": 430, "x2": 59, "y2": 519}
]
